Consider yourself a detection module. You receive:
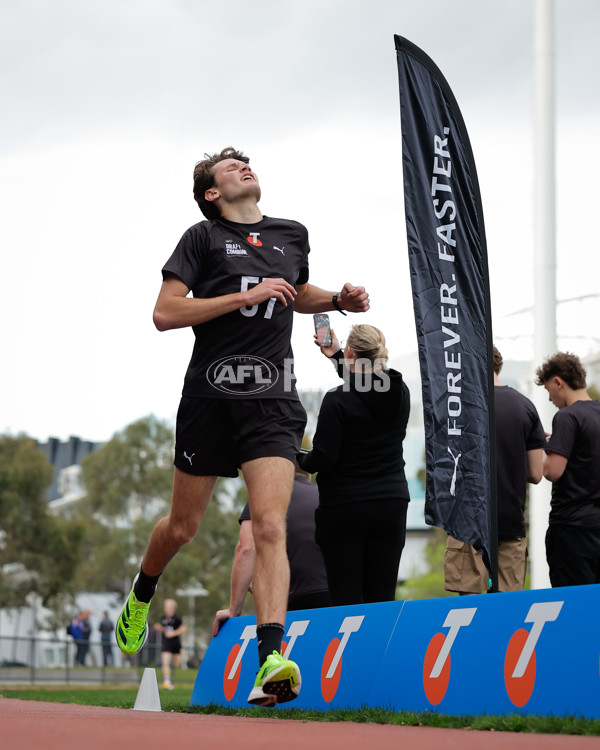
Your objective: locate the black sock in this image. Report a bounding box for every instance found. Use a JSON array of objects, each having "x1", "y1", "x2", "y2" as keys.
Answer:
[
  {"x1": 133, "y1": 566, "x2": 160, "y2": 603},
  {"x1": 256, "y1": 623, "x2": 285, "y2": 666}
]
